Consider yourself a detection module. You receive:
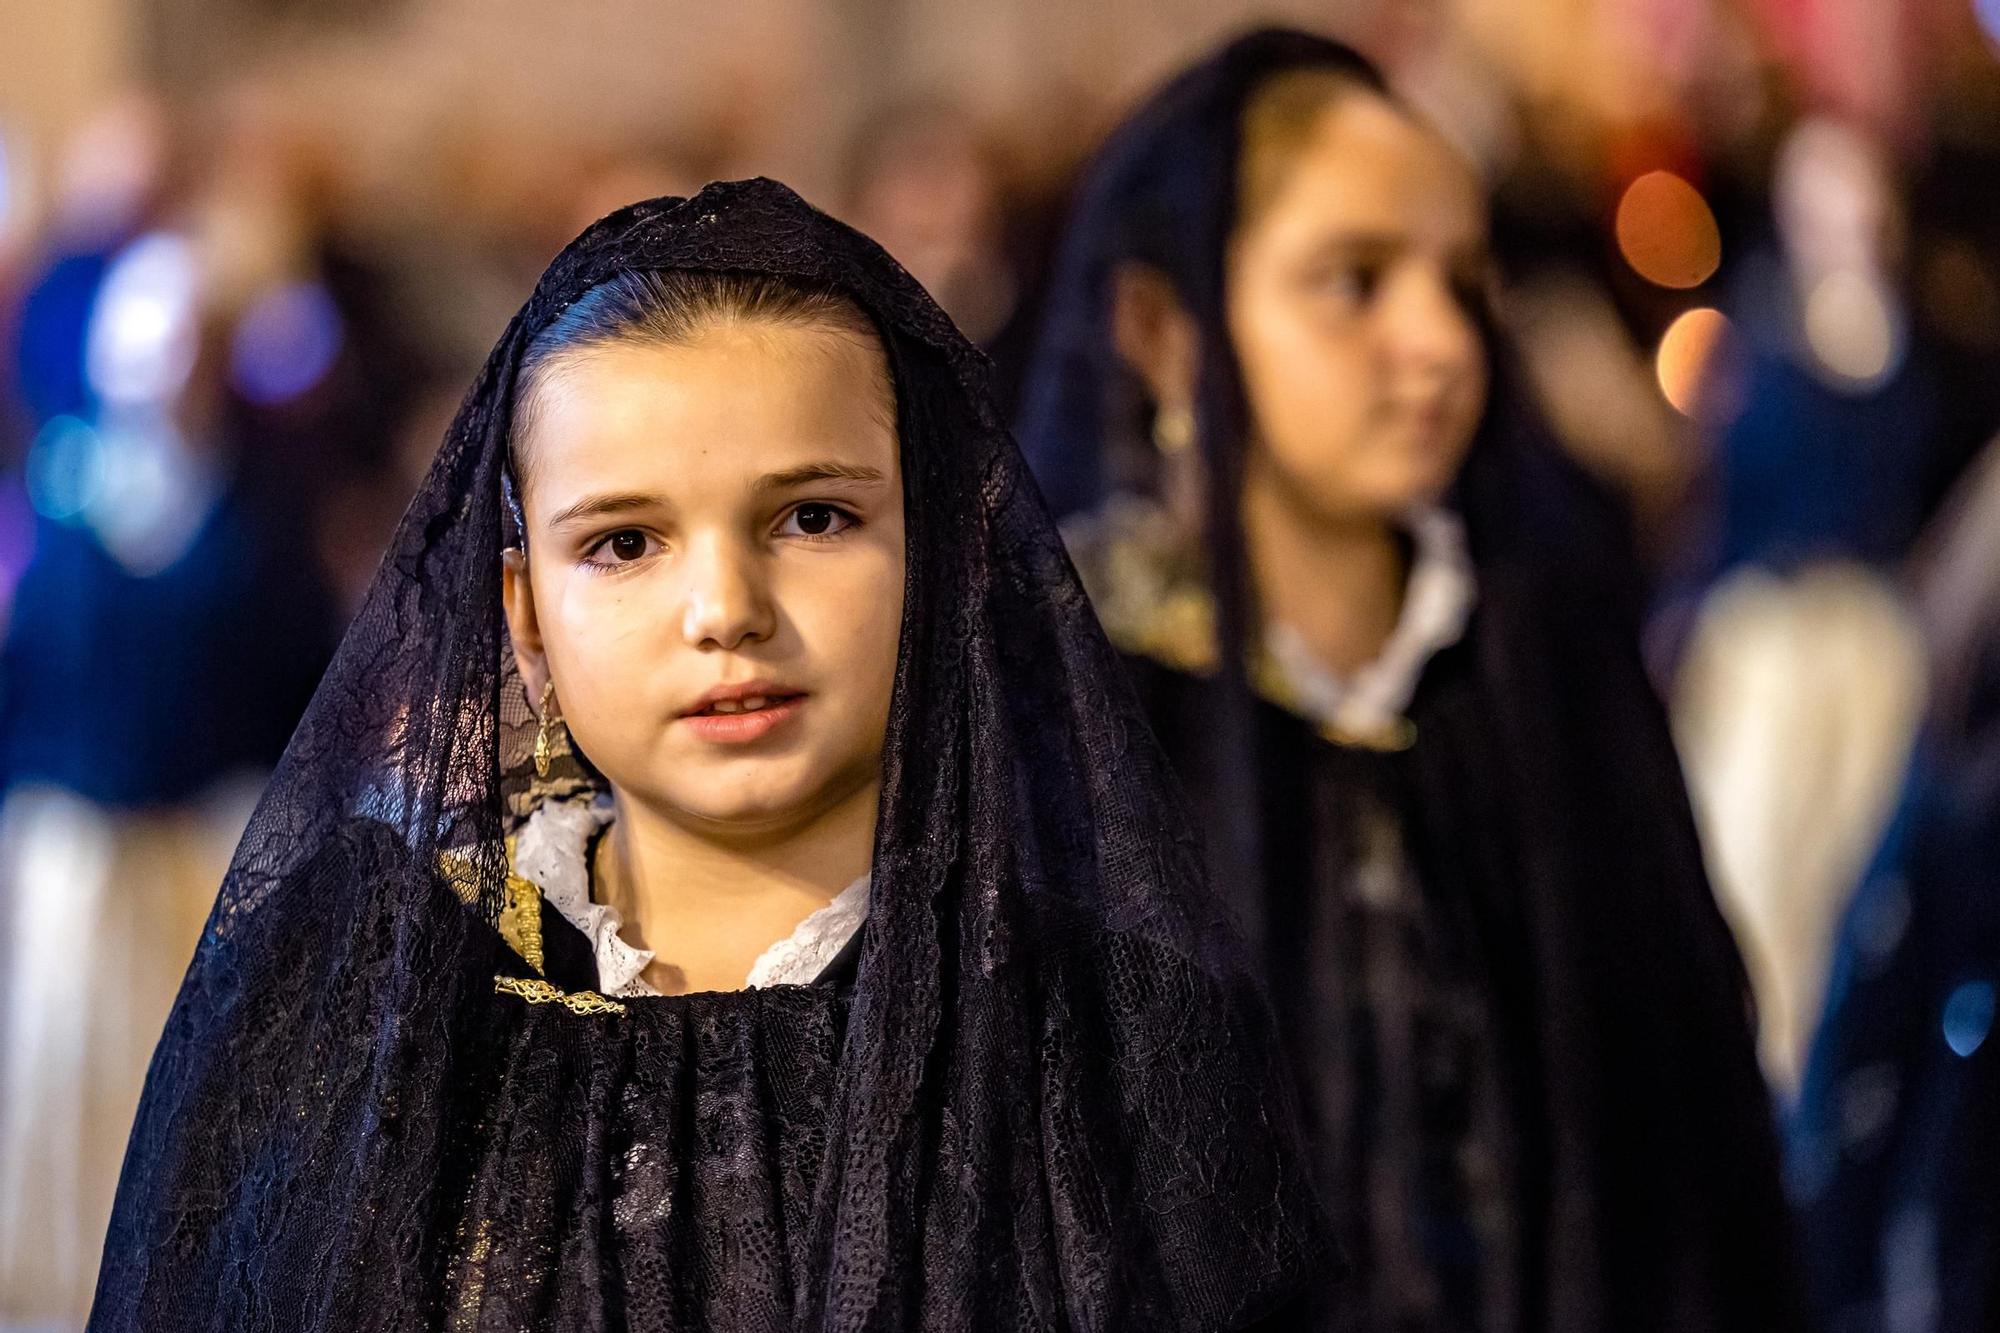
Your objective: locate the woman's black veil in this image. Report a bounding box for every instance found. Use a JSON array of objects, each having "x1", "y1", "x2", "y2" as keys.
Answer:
[
  {"x1": 1016, "y1": 30, "x2": 1389, "y2": 962},
  {"x1": 90, "y1": 179, "x2": 1325, "y2": 1331},
  {"x1": 1015, "y1": 29, "x2": 1809, "y2": 1332}
]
